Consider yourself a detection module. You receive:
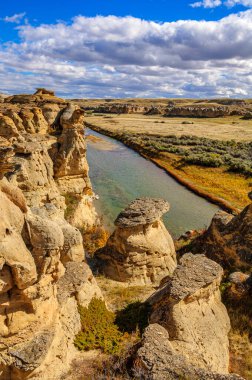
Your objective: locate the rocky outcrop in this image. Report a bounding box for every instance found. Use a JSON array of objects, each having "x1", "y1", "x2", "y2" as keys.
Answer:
[
  {"x1": 96, "y1": 198, "x2": 177, "y2": 285},
  {"x1": 85, "y1": 103, "x2": 147, "y2": 114},
  {"x1": 0, "y1": 90, "x2": 98, "y2": 229},
  {"x1": 133, "y1": 324, "x2": 243, "y2": 380},
  {"x1": 0, "y1": 90, "x2": 102, "y2": 379},
  {"x1": 34, "y1": 88, "x2": 55, "y2": 96},
  {"x1": 148, "y1": 253, "x2": 230, "y2": 374},
  {"x1": 0, "y1": 187, "x2": 101, "y2": 380},
  {"x1": 186, "y1": 193, "x2": 252, "y2": 270},
  {"x1": 51, "y1": 104, "x2": 97, "y2": 228},
  {"x1": 164, "y1": 105, "x2": 233, "y2": 118},
  {"x1": 81, "y1": 101, "x2": 250, "y2": 117}
]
